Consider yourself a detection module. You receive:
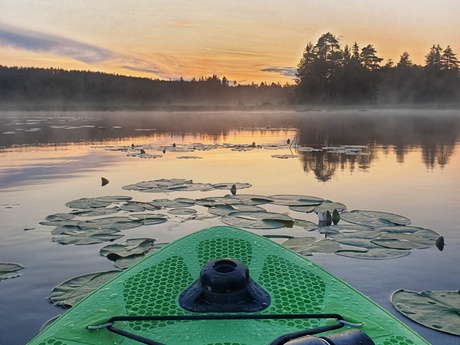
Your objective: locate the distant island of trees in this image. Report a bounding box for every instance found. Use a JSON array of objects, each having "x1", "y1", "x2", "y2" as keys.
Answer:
[{"x1": 1, "y1": 32, "x2": 459, "y2": 110}]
